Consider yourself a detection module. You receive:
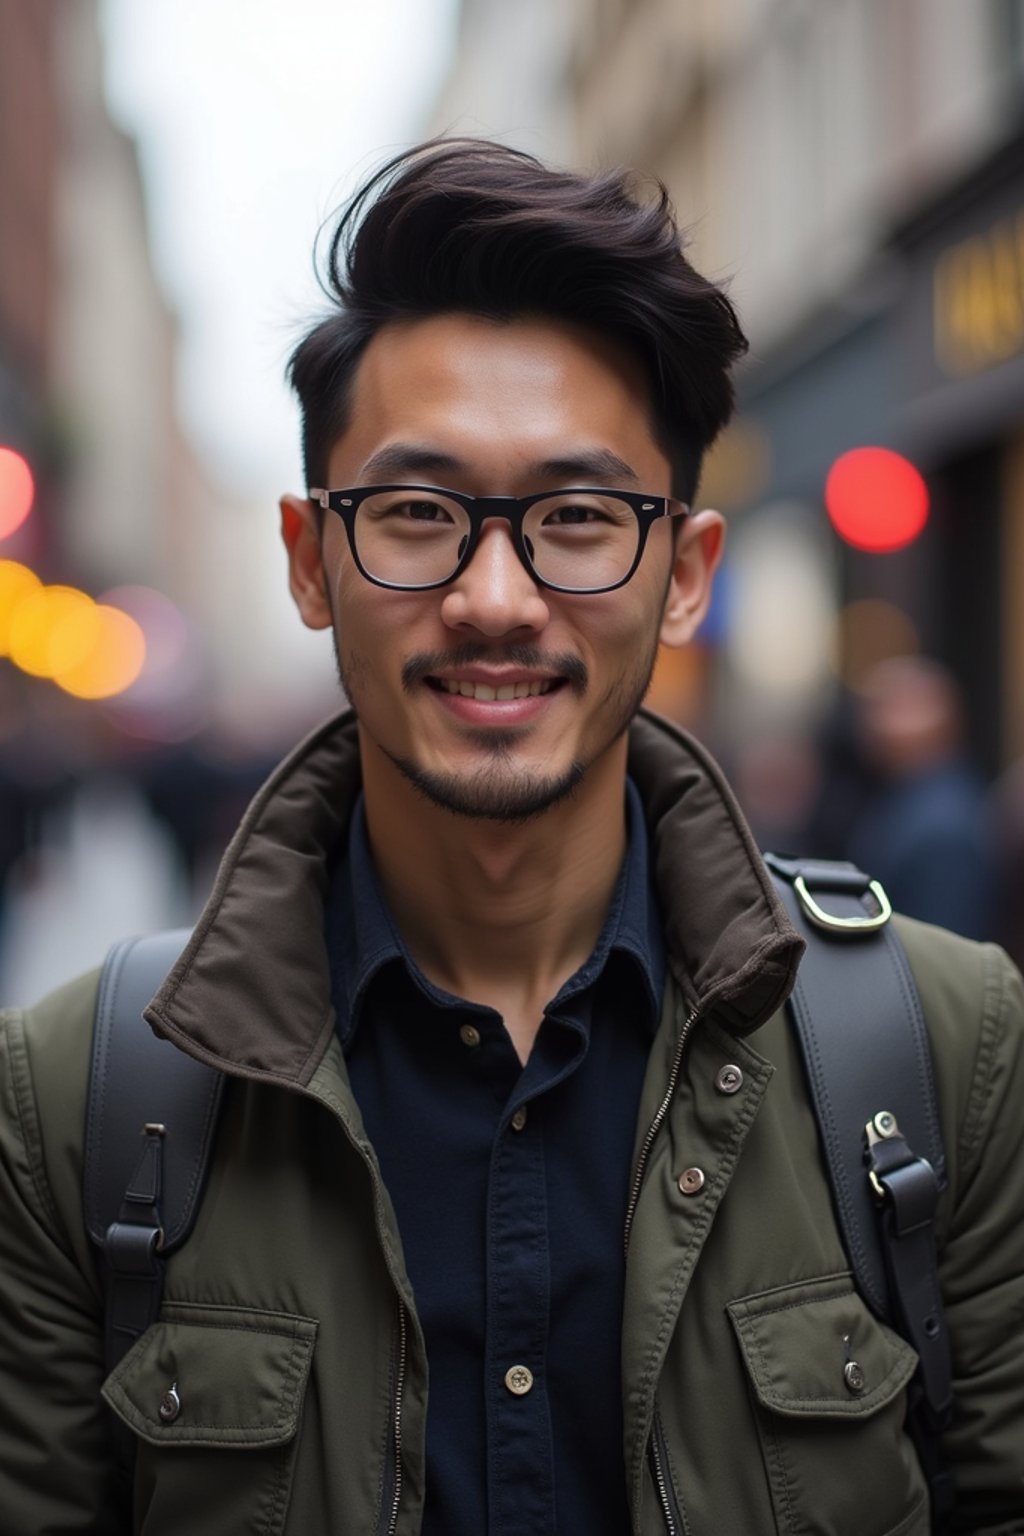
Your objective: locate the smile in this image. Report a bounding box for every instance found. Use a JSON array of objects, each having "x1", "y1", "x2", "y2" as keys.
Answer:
[{"x1": 433, "y1": 678, "x2": 558, "y2": 701}]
